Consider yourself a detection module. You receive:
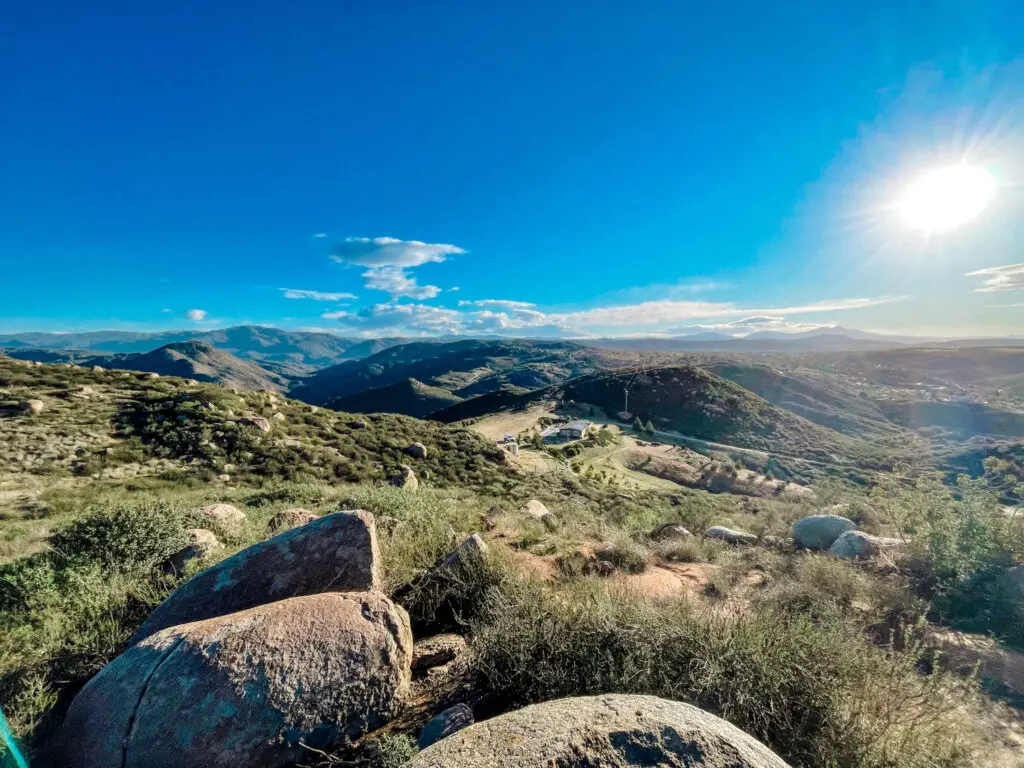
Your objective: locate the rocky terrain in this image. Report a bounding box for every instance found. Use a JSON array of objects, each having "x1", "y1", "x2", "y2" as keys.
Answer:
[{"x1": 2, "y1": 352, "x2": 1024, "y2": 767}]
